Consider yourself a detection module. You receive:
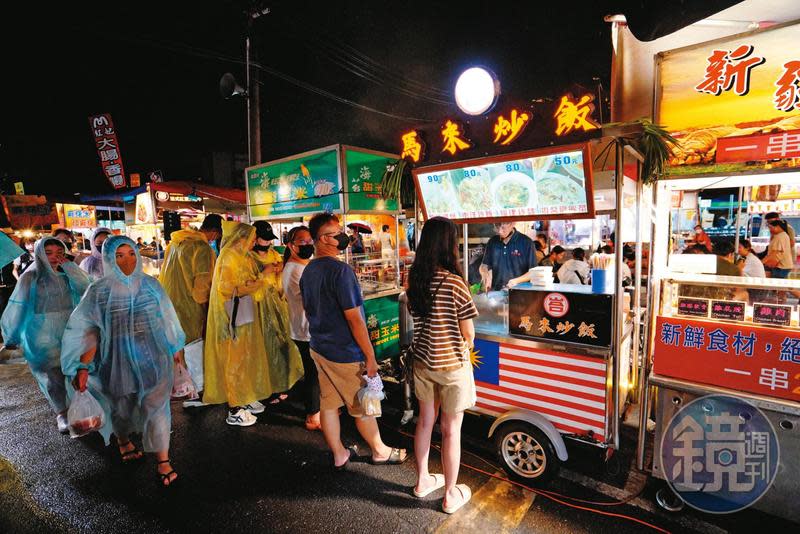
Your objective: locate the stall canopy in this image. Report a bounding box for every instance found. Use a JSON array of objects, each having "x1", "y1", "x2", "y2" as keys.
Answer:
[
  {"x1": 81, "y1": 181, "x2": 246, "y2": 216},
  {"x1": 614, "y1": 0, "x2": 741, "y2": 41}
]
